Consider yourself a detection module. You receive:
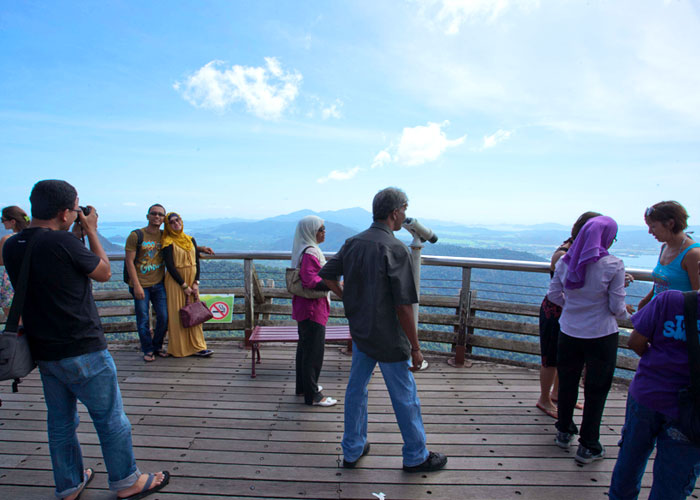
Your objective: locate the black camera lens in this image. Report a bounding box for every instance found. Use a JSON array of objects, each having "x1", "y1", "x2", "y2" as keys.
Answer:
[{"x1": 79, "y1": 206, "x2": 91, "y2": 216}]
